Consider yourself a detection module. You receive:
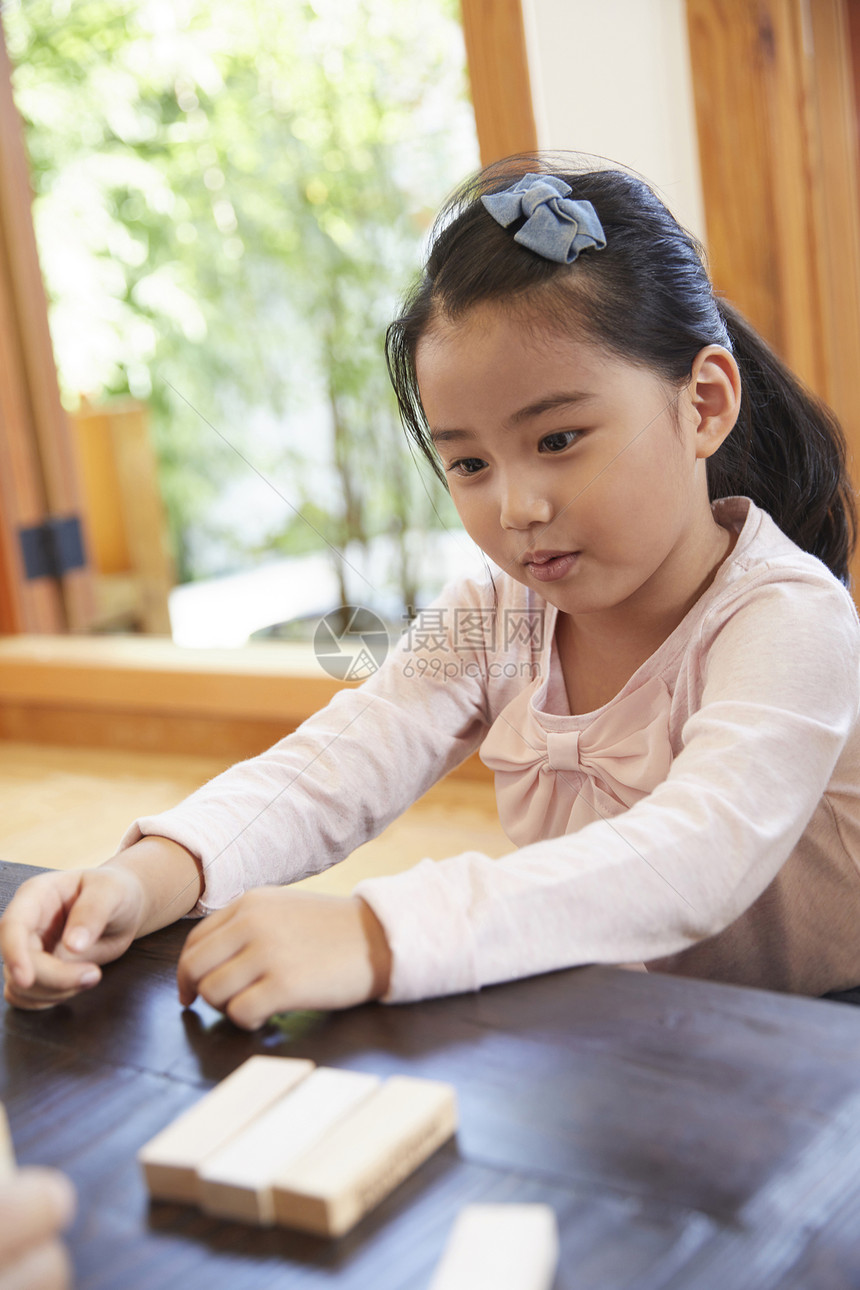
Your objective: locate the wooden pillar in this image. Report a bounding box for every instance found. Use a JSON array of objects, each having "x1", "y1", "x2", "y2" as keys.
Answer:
[
  {"x1": 460, "y1": 0, "x2": 538, "y2": 165},
  {"x1": 0, "y1": 24, "x2": 94, "y2": 632}
]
